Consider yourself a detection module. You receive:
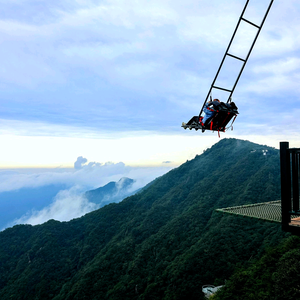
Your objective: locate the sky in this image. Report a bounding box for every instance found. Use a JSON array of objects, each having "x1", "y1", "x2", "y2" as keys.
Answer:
[
  {"x1": 1, "y1": 0, "x2": 300, "y2": 226},
  {"x1": 1, "y1": 0, "x2": 300, "y2": 169}
]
